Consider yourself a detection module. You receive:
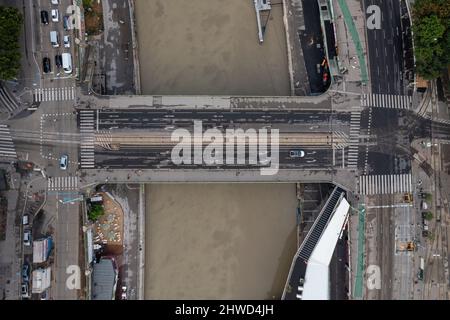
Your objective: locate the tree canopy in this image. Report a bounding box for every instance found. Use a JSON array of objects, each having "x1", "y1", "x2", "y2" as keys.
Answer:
[
  {"x1": 88, "y1": 204, "x2": 105, "y2": 221},
  {"x1": 413, "y1": 0, "x2": 450, "y2": 79},
  {"x1": 0, "y1": 6, "x2": 23, "y2": 80}
]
